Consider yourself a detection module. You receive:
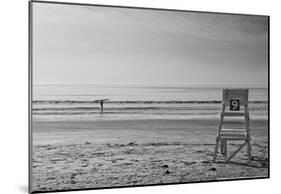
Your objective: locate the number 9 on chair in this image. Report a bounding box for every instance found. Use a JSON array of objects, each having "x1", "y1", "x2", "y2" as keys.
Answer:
[{"x1": 230, "y1": 99, "x2": 240, "y2": 111}]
